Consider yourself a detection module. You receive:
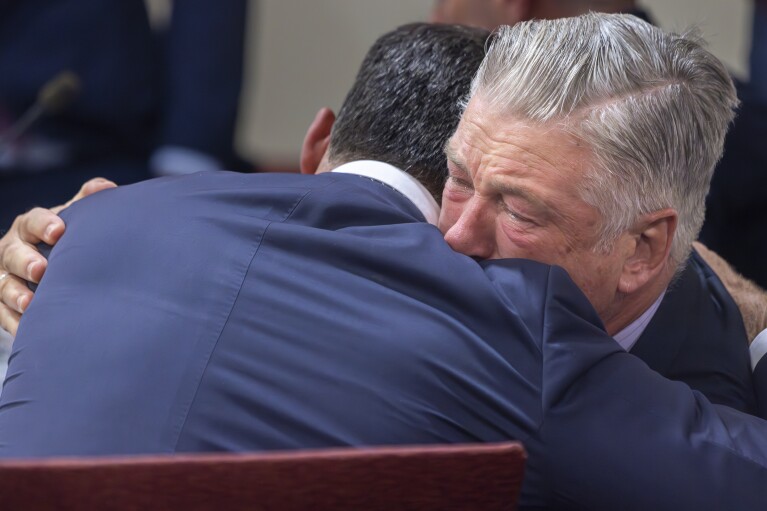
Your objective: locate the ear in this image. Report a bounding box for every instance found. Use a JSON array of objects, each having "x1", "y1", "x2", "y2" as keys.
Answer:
[
  {"x1": 300, "y1": 107, "x2": 335, "y2": 175},
  {"x1": 617, "y1": 209, "x2": 678, "y2": 295}
]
